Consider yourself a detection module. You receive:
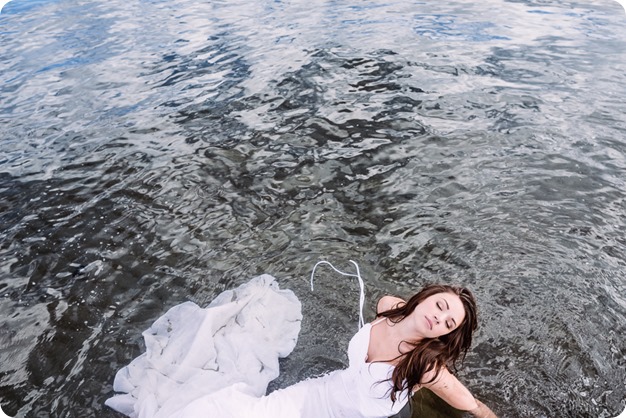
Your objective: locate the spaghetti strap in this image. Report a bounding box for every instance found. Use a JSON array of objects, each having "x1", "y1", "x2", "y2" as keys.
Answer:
[
  {"x1": 310, "y1": 260, "x2": 366, "y2": 330},
  {"x1": 371, "y1": 317, "x2": 386, "y2": 327}
]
